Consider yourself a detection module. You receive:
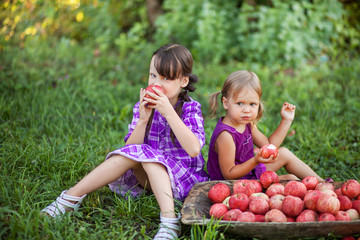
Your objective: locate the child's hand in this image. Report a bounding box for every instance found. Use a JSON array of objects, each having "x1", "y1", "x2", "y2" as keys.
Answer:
[
  {"x1": 144, "y1": 87, "x2": 173, "y2": 117},
  {"x1": 281, "y1": 102, "x2": 296, "y2": 121},
  {"x1": 254, "y1": 148, "x2": 277, "y2": 163},
  {"x1": 139, "y1": 88, "x2": 153, "y2": 122}
]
